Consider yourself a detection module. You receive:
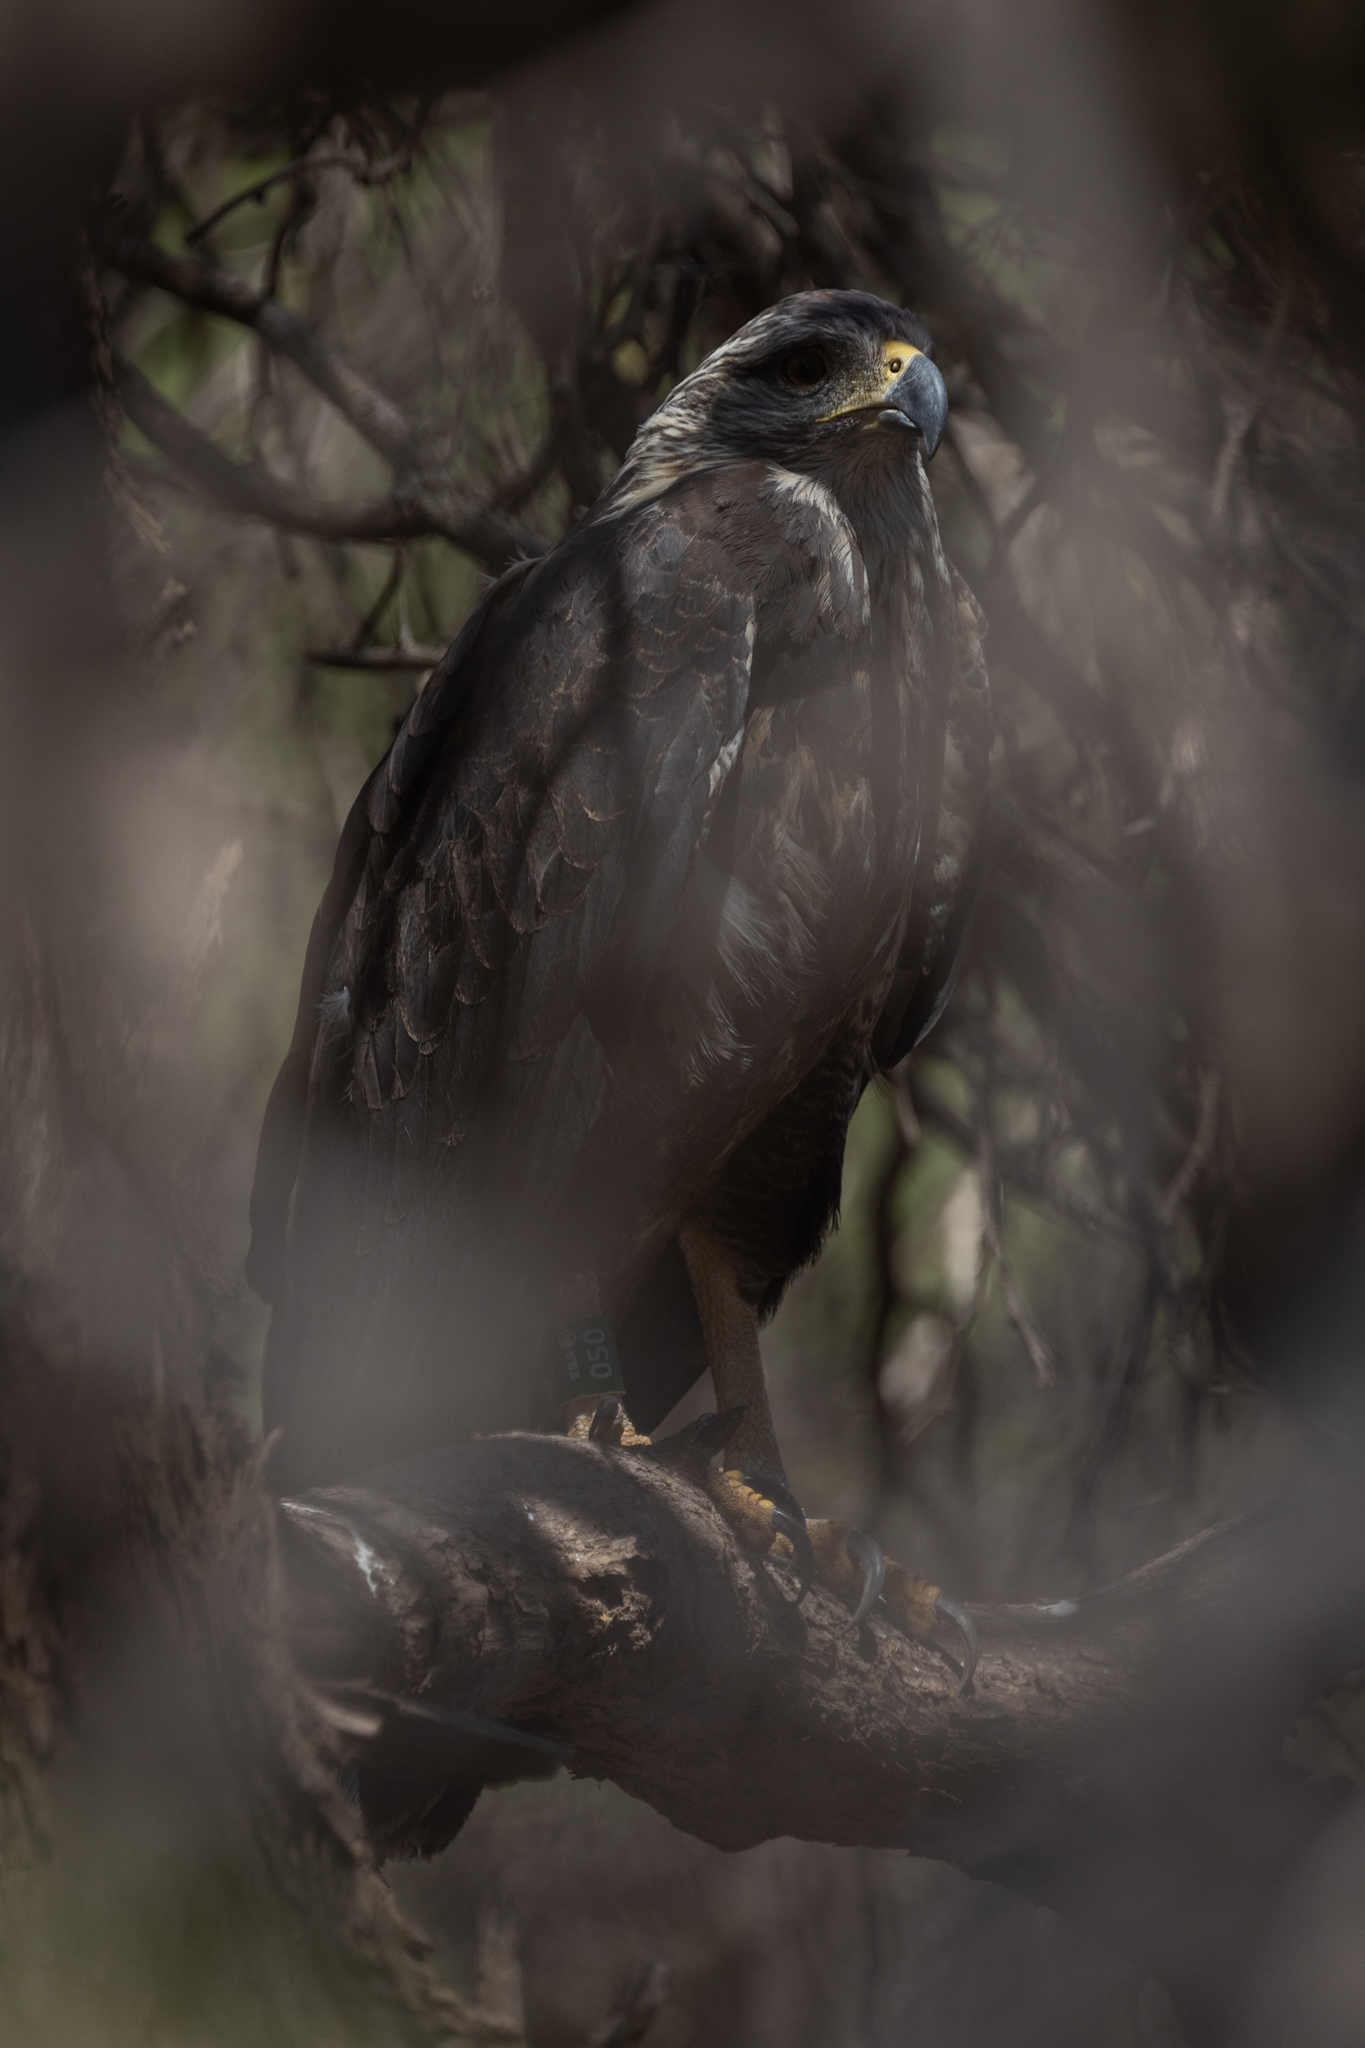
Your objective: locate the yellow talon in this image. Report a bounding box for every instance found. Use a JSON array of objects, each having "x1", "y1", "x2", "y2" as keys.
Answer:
[
  {"x1": 559, "y1": 1395, "x2": 604, "y2": 1440},
  {"x1": 704, "y1": 1467, "x2": 787, "y2": 1555},
  {"x1": 880, "y1": 1558, "x2": 942, "y2": 1641}
]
